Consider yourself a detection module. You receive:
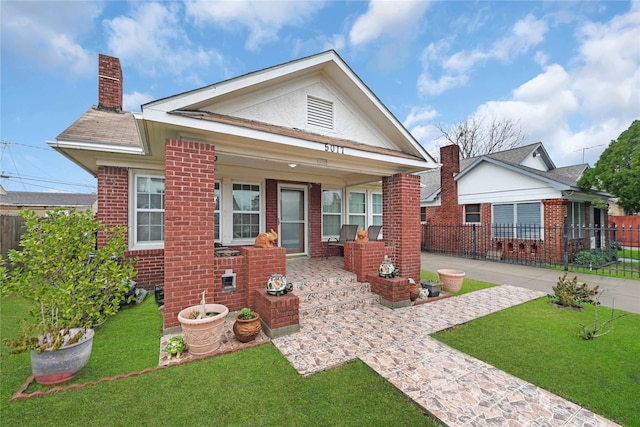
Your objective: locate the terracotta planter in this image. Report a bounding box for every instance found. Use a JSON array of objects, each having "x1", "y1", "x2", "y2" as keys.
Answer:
[
  {"x1": 31, "y1": 328, "x2": 95, "y2": 385},
  {"x1": 233, "y1": 313, "x2": 262, "y2": 343},
  {"x1": 178, "y1": 303, "x2": 229, "y2": 356},
  {"x1": 437, "y1": 269, "x2": 465, "y2": 293}
]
